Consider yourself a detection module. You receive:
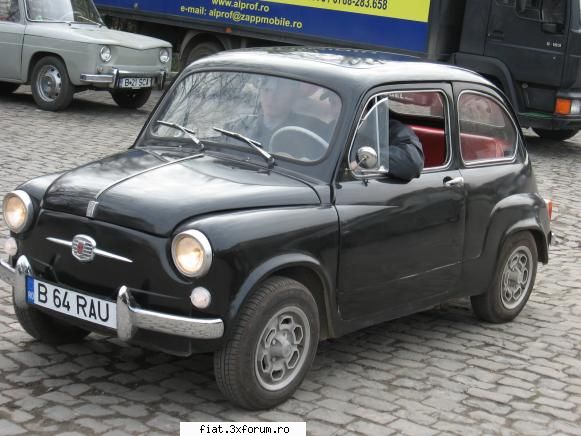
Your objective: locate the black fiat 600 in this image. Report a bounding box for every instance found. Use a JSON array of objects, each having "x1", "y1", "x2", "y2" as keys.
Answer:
[{"x1": 0, "y1": 48, "x2": 552, "y2": 409}]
